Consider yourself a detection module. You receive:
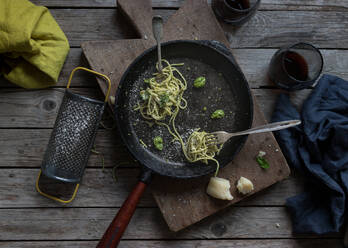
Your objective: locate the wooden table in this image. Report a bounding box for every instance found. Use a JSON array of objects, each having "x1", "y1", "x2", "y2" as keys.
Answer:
[{"x1": 0, "y1": 1, "x2": 347, "y2": 247}]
